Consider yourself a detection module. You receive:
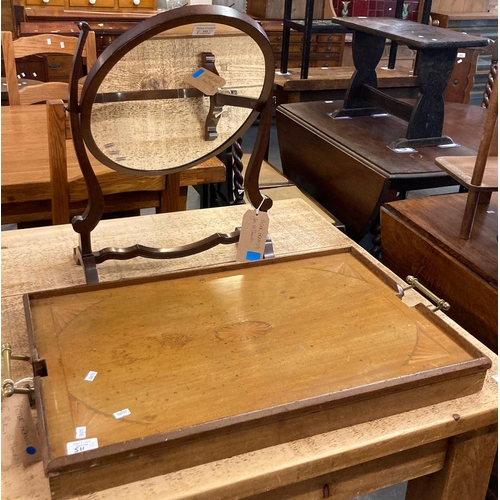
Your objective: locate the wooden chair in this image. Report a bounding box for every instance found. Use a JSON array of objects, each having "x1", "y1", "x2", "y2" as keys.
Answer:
[
  {"x1": 435, "y1": 81, "x2": 498, "y2": 239},
  {"x1": 1, "y1": 30, "x2": 97, "y2": 105},
  {"x1": 482, "y1": 40, "x2": 498, "y2": 108},
  {"x1": 46, "y1": 99, "x2": 226, "y2": 225}
]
